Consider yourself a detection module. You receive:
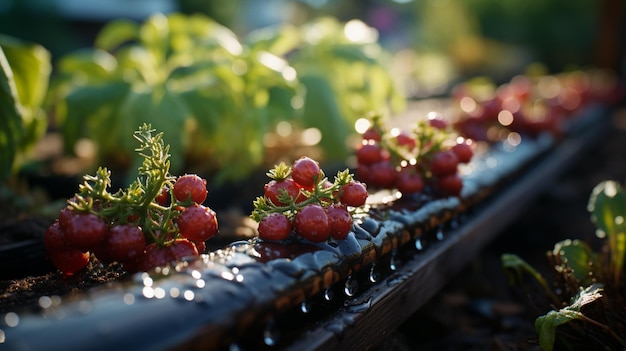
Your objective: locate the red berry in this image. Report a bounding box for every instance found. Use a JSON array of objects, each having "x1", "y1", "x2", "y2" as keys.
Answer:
[
  {"x1": 340, "y1": 181, "x2": 368, "y2": 207},
  {"x1": 193, "y1": 240, "x2": 207, "y2": 254},
  {"x1": 429, "y1": 150, "x2": 459, "y2": 177},
  {"x1": 49, "y1": 249, "x2": 90, "y2": 276},
  {"x1": 362, "y1": 127, "x2": 381, "y2": 141},
  {"x1": 428, "y1": 115, "x2": 448, "y2": 129},
  {"x1": 451, "y1": 142, "x2": 474, "y2": 164},
  {"x1": 62, "y1": 212, "x2": 108, "y2": 251},
  {"x1": 293, "y1": 204, "x2": 330, "y2": 242},
  {"x1": 326, "y1": 205, "x2": 352, "y2": 240},
  {"x1": 44, "y1": 221, "x2": 73, "y2": 253},
  {"x1": 291, "y1": 156, "x2": 321, "y2": 188},
  {"x1": 396, "y1": 168, "x2": 424, "y2": 194},
  {"x1": 356, "y1": 142, "x2": 384, "y2": 165},
  {"x1": 395, "y1": 131, "x2": 416, "y2": 150},
  {"x1": 368, "y1": 161, "x2": 397, "y2": 188},
  {"x1": 138, "y1": 243, "x2": 175, "y2": 272},
  {"x1": 436, "y1": 173, "x2": 463, "y2": 196},
  {"x1": 264, "y1": 178, "x2": 303, "y2": 206},
  {"x1": 155, "y1": 186, "x2": 170, "y2": 206},
  {"x1": 106, "y1": 224, "x2": 146, "y2": 262},
  {"x1": 258, "y1": 213, "x2": 292, "y2": 241},
  {"x1": 173, "y1": 174, "x2": 208, "y2": 204},
  {"x1": 177, "y1": 204, "x2": 219, "y2": 242},
  {"x1": 169, "y1": 238, "x2": 199, "y2": 261}
]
